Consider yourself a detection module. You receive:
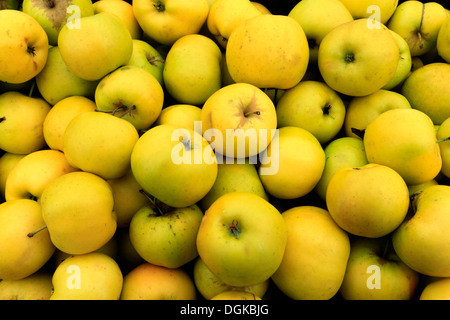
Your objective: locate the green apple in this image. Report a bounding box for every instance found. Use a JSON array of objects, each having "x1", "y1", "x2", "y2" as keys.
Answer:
[
  {"x1": 196, "y1": 191, "x2": 287, "y2": 287},
  {"x1": 318, "y1": 18, "x2": 399, "y2": 97},
  {"x1": 326, "y1": 163, "x2": 410, "y2": 238},
  {"x1": 4, "y1": 149, "x2": 77, "y2": 201},
  {"x1": 288, "y1": 0, "x2": 353, "y2": 64},
  {"x1": 387, "y1": 1, "x2": 448, "y2": 57},
  {"x1": 338, "y1": 0, "x2": 398, "y2": 24},
  {"x1": 344, "y1": 89, "x2": 412, "y2": 139},
  {"x1": 382, "y1": 30, "x2": 412, "y2": 90},
  {"x1": 271, "y1": 206, "x2": 350, "y2": 300},
  {"x1": 437, "y1": 116, "x2": 450, "y2": 179},
  {"x1": 163, "y1": 34, "x2": 222, "y2": 106},
  {"x1": 199, "y1": 159, "x2": 268, "y2": 212},
  {"x1": 437, "y1": 16, "x2": 450, "y2": 63},
  {"x1": 392, "y1": 185, "x2": 450, "y2": 277},
  {"x1": 63, "y1": 111, "x2": 139, "y2": 180},
  {"x1": 315, "y1": 136, "x2": 368, "y2": 201},
  {"x1": 127, "y1": 39, "x2": 164, "y2": 85},
  {"x1": 130, "y1": 124, "x2": 218, "y2": 208},
  {"x1": 22, "y1": 0, "x2": 94, "y2": 46},
  {"x1": 276, "y1": 80, "x2": 346, "y2": 144},
  {"x1": 58, "y1": 12, "x2": 133, "y2": 81},
  {"x1": 0, "y1": 91, "x2": 51, "y2": 154},
  {"x1": 339, "y1": 237, "x2": 419, "y2": 300},
  {"x1": 420, "y1": 278, "x2": 450, "y2": 300},
  {"x1": 258, "y1": 126, "x2": 325, "y2": 200},
  {"x1": 50, "y1": 252, "x2": 123, "y2": 300},
  {"x1": 0, "y1": 199, "x2": 55, "y2": 280},
  {"x1": 154, "y1": 104, "x2": 202, "y2": 133},
  {"x1": 364, "y1": 108, "x2": 442, "y2": 185},
  {"x1": 40, "y1": 171, "x2": 117, "y2": 255},
  {"x1": 0, "y1": 271, "x2": 53, "y2": 300},
  {"x1": 0, "y1": 9, "x2": 48, "y2": 84},
  {"x1": 129, "y1": 203, "x2": 204, "y2": 269},
  {"x1": 35, "y1": 46, "x2": 99, "y2": 105},
  {"x1": 94, "y1": 65, "x2": 164, "y2": 131},
  {"x1": 401, "y1": 62, "x2": 450, "y2": 125},
  {"x1": 132, "y1": 0, "x2": 209, "y2": 46}
]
